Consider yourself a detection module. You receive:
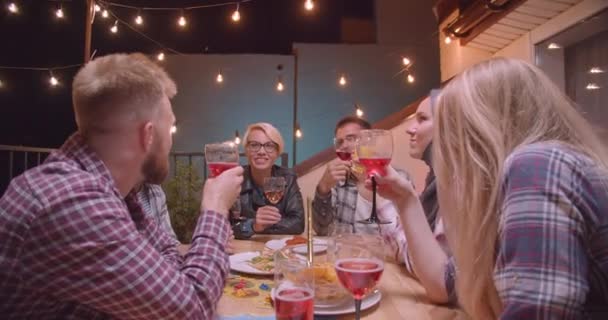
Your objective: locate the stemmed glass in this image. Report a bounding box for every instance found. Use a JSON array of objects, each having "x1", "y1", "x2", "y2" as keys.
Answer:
[
  {"x1": 204, "y1": 142, "x2": 243, "y2": 221},
  {"x1": 263, "y1": 176, "x2": 287, "y2": 205},
  {"x1": 355, "y1": 129, "x2": 393, "y2": 225},
  {"x1": 274, "y1": 245, "x2": 315, "y2": 320},
  {"x1": 332, "y1": 234, "x2": 384, "y2": 320}
]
